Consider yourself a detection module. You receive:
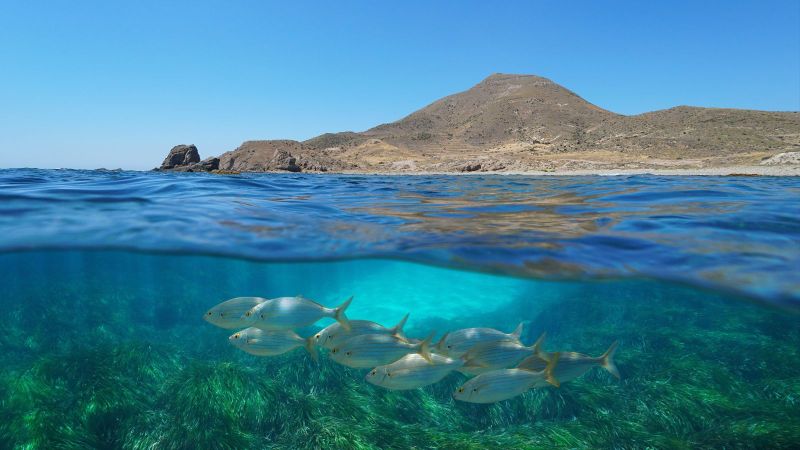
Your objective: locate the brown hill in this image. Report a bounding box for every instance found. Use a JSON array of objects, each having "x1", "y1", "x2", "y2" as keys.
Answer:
[{"x1": 163, "y1": 73, "x2": 800, "y2": 173}]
